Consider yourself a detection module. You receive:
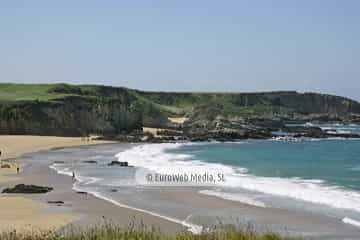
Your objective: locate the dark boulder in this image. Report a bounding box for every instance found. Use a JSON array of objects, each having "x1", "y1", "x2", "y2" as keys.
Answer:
[
  {"x1": 54, "y1": 161, "x2": 65, "y2": 164},
  {"x1": 47, "y1": 200, "x2": 64, "y2": 205},
  {"x1": 83, "y1": 160, "x2": 98, "y2": 164},
  {"x1": 108, "y1": 161, "x2": 130, "y2": 167},
  {"x1": 76, "y1": 191, "x2": 88, "y2": 194},
  {"x1": 2, "y1": 184, "x2": 53, "y2": 194},
  {"x1": 1, "y1": 164, "x2": 11, "y2": 168}
]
